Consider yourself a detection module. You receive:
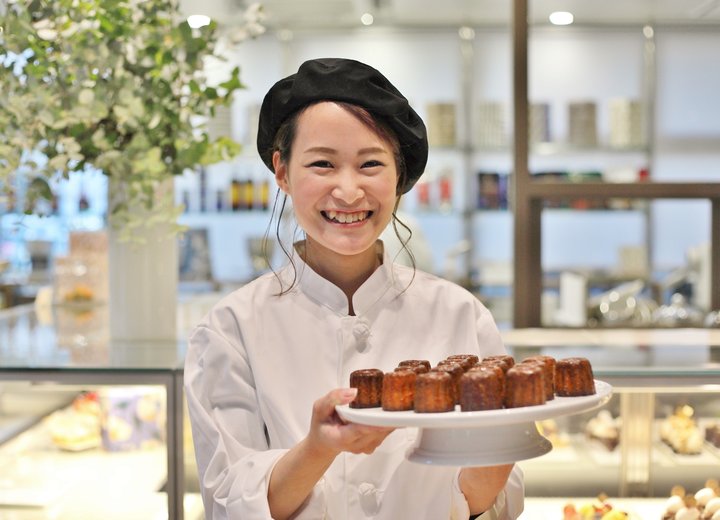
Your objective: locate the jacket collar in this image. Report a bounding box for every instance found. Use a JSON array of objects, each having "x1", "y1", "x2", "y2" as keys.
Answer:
[{"x1": 288, "y1": 240, "x2": 396, "y2": 316}]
